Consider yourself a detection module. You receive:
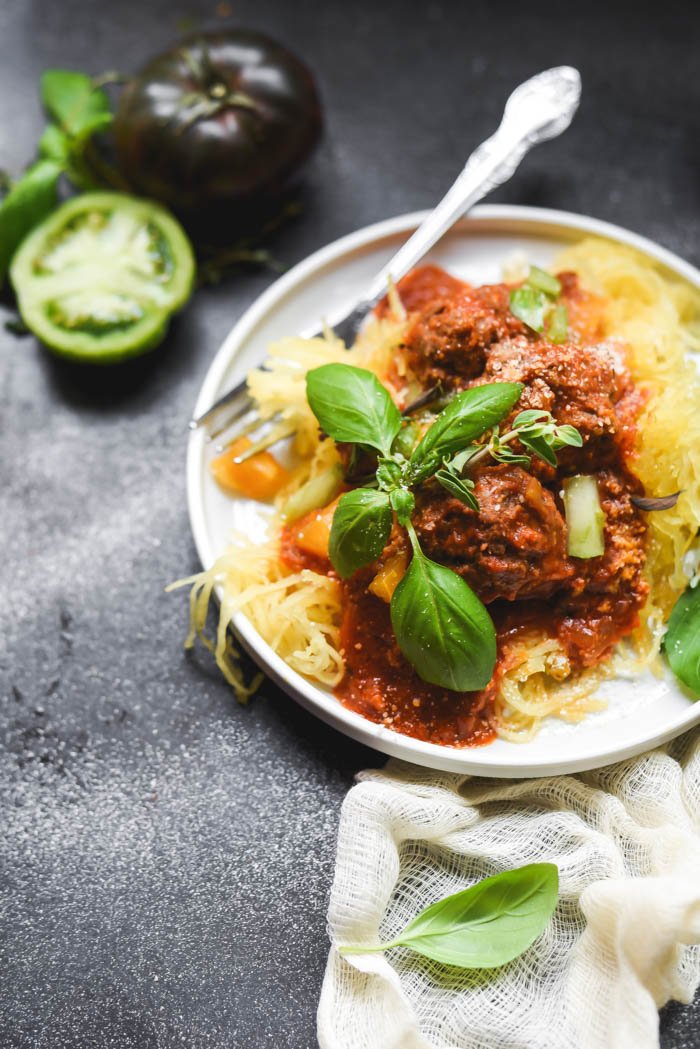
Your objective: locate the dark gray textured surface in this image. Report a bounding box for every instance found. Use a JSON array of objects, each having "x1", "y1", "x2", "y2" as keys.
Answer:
[{"x1": 1, "y1": 0, "x2": 699, "y2": 1046}]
